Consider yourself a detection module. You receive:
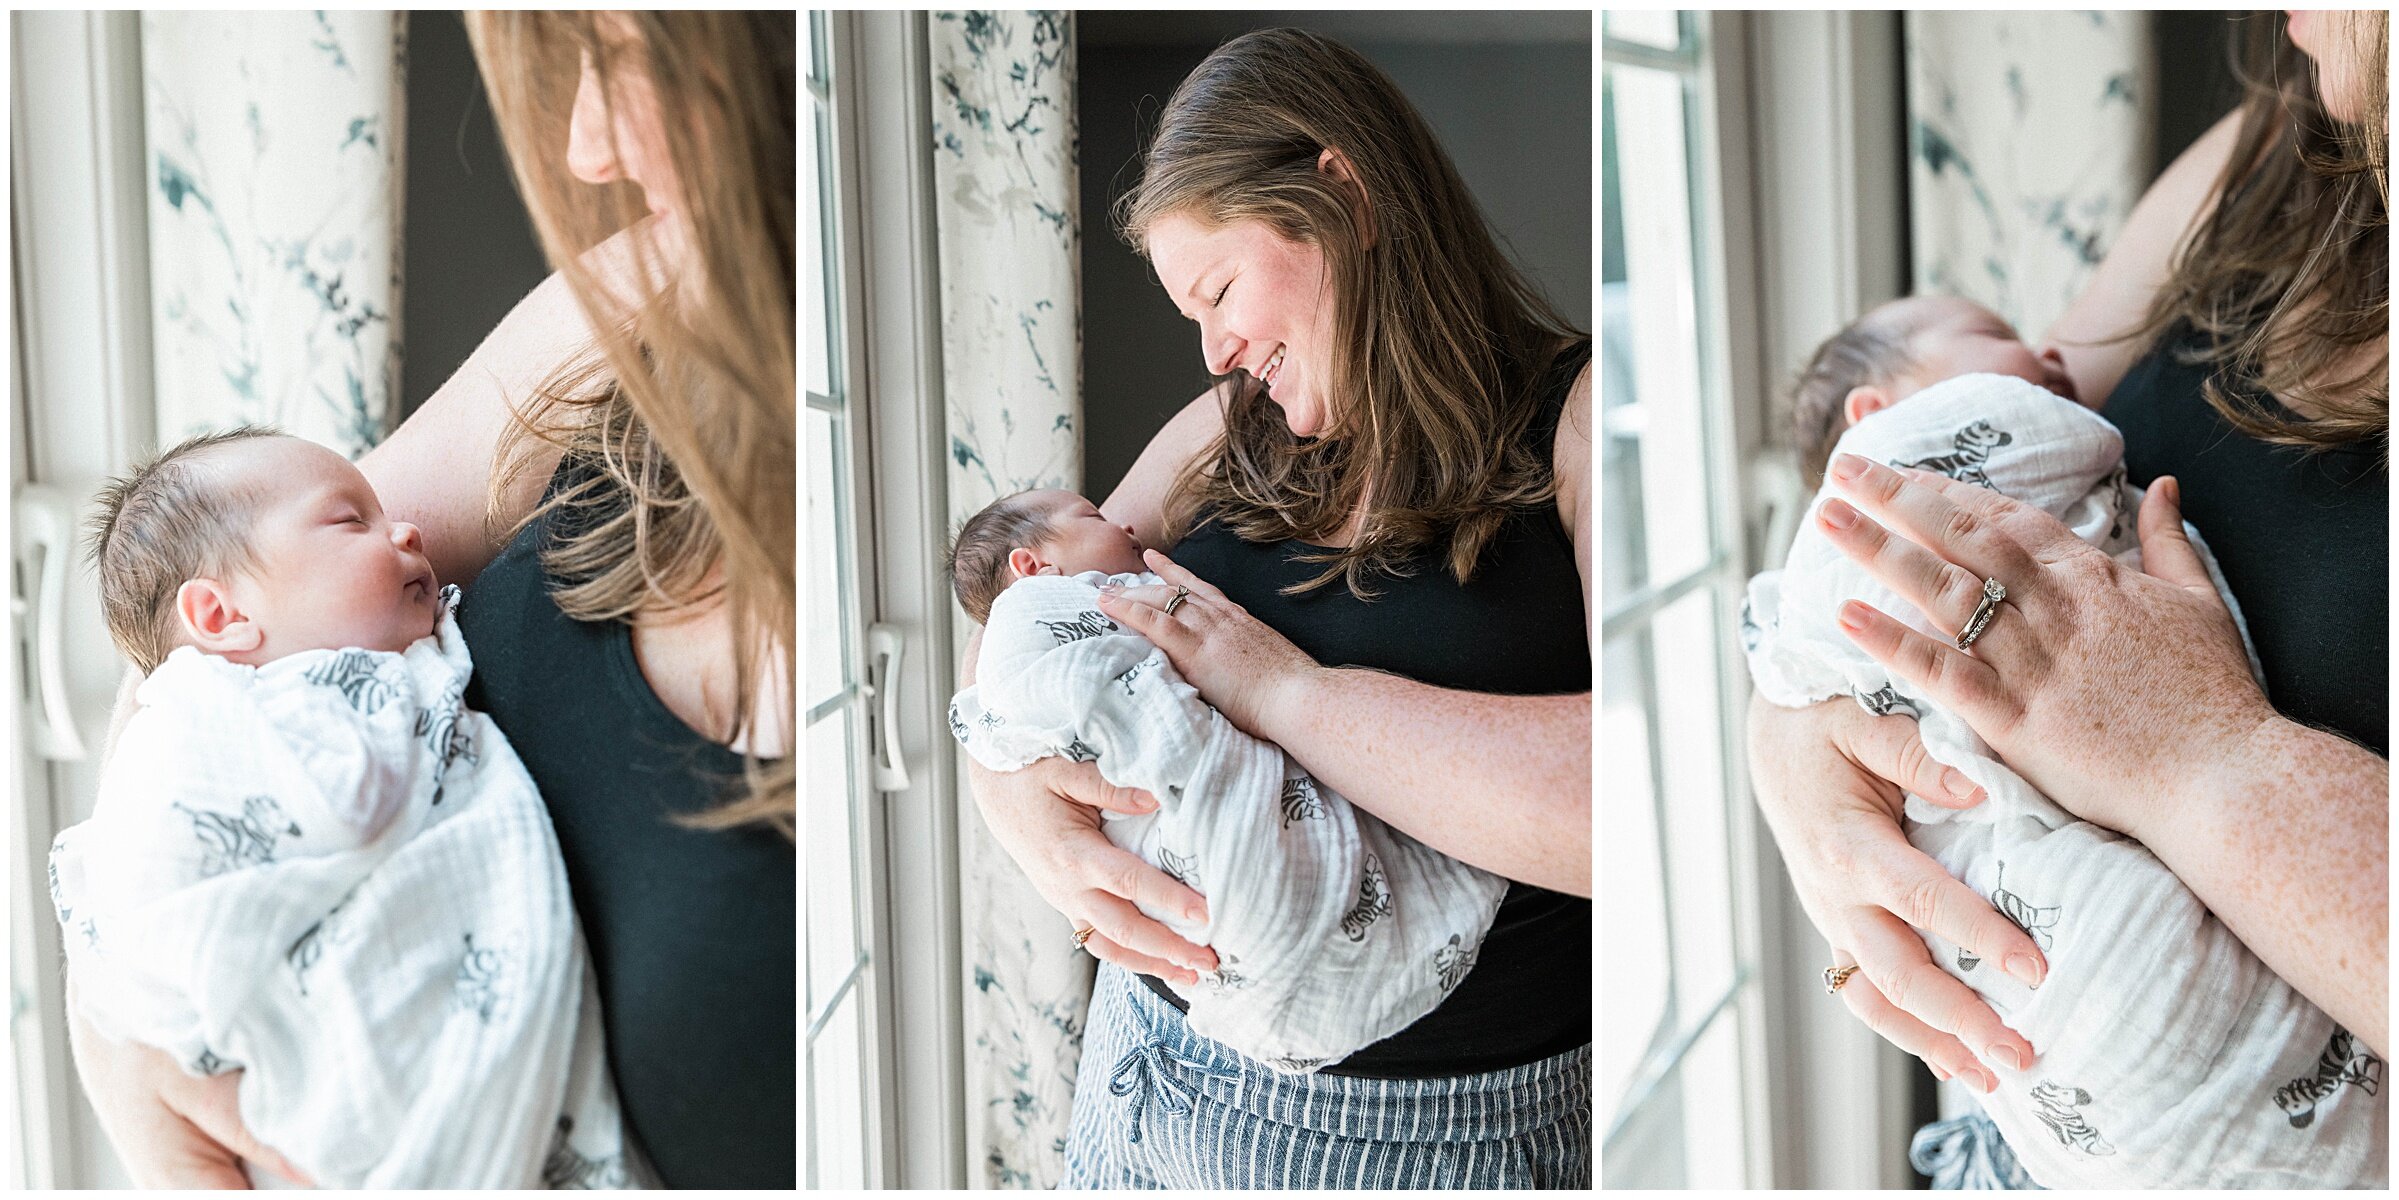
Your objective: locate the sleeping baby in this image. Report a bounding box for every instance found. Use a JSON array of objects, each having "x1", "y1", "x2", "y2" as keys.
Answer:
[
  {"x1": 1743, "y1": 296, "x2": 2386, "y2": 1187},
  {"x1": 50, "y1": 427, "x2": 636, "y2": 1188},
  {"x1": 946, "y1": 489, "x2": 1505, "y2": 1073}
]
